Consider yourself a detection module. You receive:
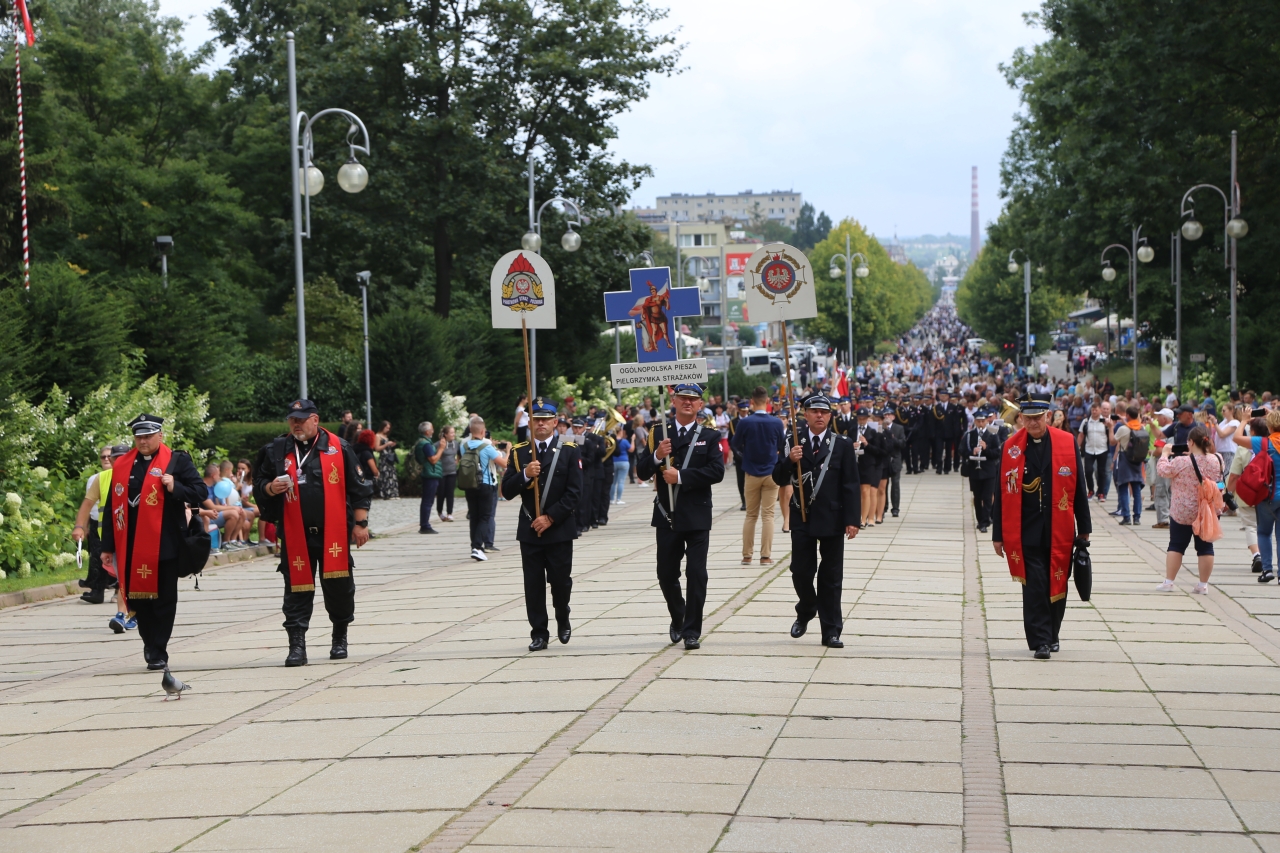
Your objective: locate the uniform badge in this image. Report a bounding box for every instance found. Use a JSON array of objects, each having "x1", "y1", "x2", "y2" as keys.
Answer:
[
  {"x1": 325, "y1": 445, "x2": 338, "y2": 455},
  {"x1": 149, "y1": 467, "x2": 163, "y2": 477},
  {"x1": 1058, "y1": 466, "x2": 1072, "y2": 477},
  {"x1": 114, "y1": 483, "x2": 124, "y2": 496},
  {"x1": 1007, "y1": 446, "x2": 1021, "y2": 459}
]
